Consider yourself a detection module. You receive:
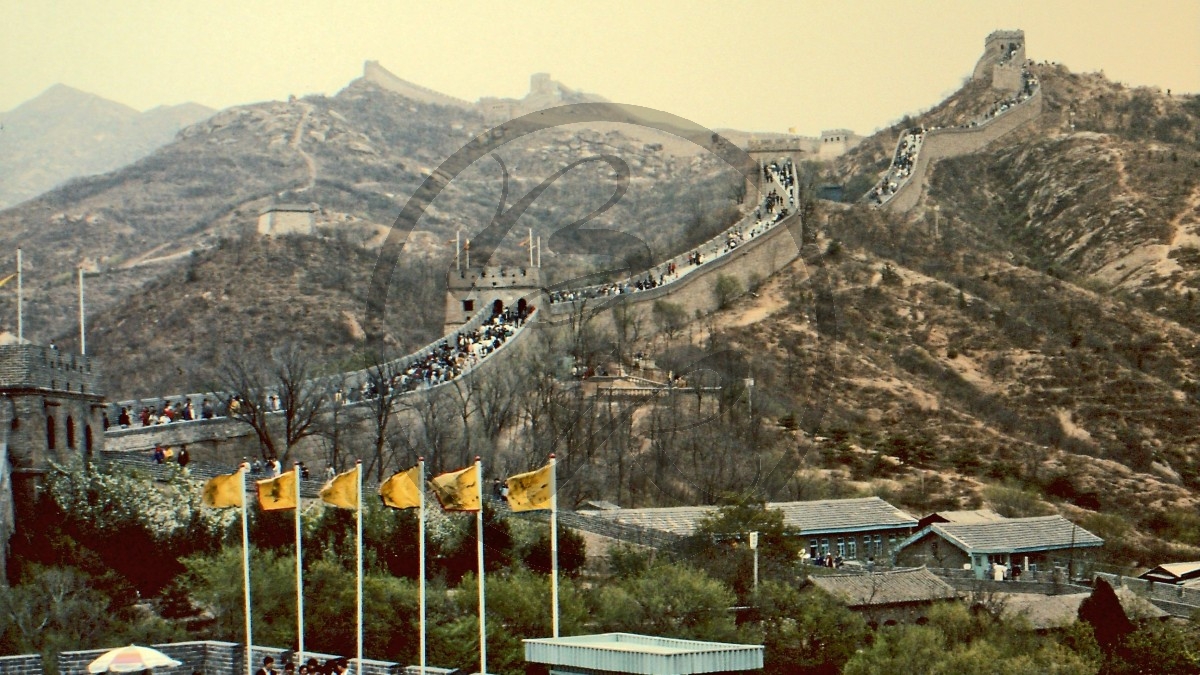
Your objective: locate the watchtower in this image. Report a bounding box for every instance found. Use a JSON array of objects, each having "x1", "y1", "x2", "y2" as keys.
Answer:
[
  {"x1": 0, "y1": 344, "x2": 105, "y2": 581},
  {"x1": 973, "y1": 30, "x2": 1027, "y2": 92},
  {"x1": 444, "y1": 265, "x2": 543, "y2": 334}
]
